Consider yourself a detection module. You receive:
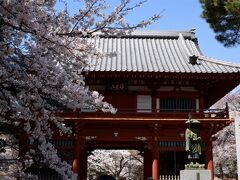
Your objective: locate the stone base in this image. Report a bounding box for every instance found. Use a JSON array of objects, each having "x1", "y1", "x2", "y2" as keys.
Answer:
[{"x1": 180, "y1": 169, "x2": 211, "y2": 180}]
